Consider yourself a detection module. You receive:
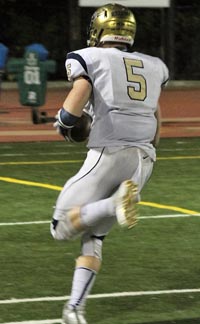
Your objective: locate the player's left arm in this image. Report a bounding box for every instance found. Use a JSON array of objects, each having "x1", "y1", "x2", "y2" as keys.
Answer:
[{"x1": 152, "y1": 104, "x2": 161, "y2": 148}]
